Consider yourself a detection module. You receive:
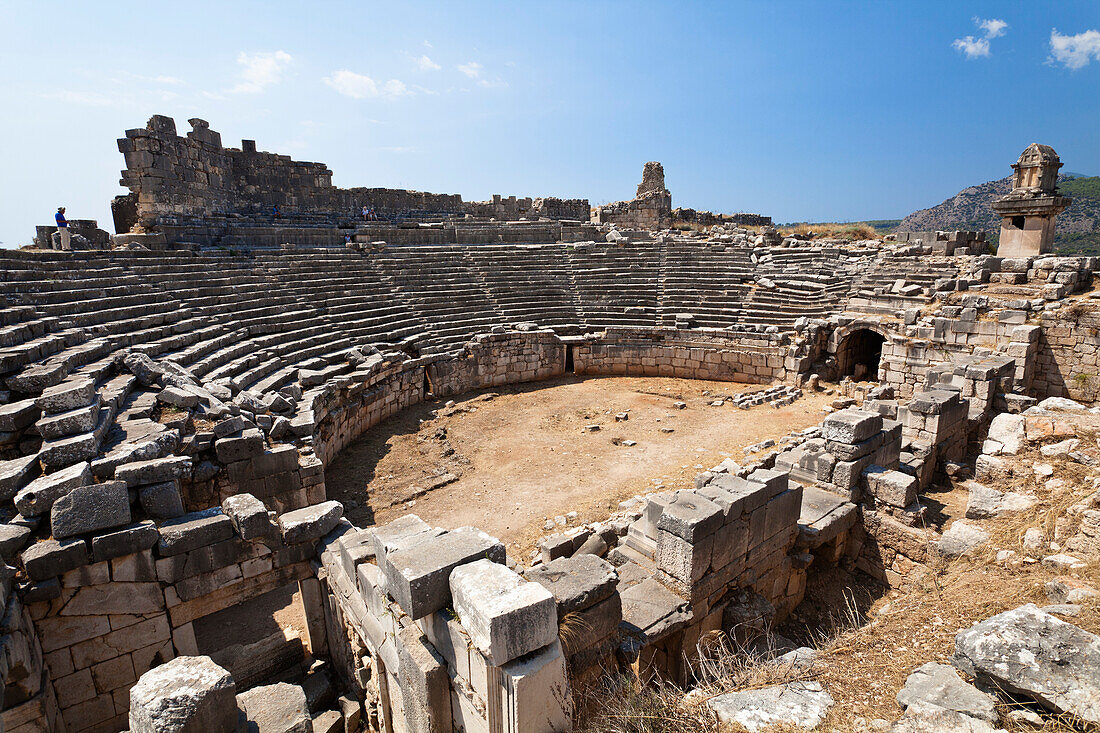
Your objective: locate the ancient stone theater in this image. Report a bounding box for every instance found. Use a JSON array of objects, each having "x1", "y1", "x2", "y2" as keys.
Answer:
[{"x1": 1, "y1": 117, "x2": 1098, "y2": 733}]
